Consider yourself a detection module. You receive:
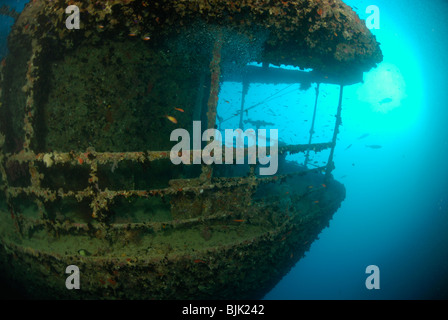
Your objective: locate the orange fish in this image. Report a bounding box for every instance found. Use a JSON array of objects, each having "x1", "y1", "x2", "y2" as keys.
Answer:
[
  {"x1": 128, "y1": 33, "x2": 137, "y2": 37},
  {"x1": 165, "y1": 115, "x2": 178, "y2": 124},
  {"x1": 313, "y1": 200, "x2": 319, "y2": 204},
  {"x1": 142, "y1": 36, "x2": 151, "y2": 41},
  {"x1": 322, "y1": 184, "x2": 327, "y2": 188},
  {"x1": 194, "y1": 259, "x2": 206, "y2": 264},
  {"x1": 78, "y1": 157, "x2": 84, "y2": 165},
  {"x1": 174, "y1": 107, "x2": 184, "y2": 113},
  {"x1": 317, "y1": 8, "x2": 323, "y2": 15},
  {"x1": 233, "y1": 219, "x2": 245, "y2": 222}
]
